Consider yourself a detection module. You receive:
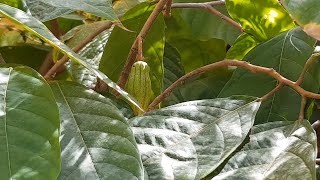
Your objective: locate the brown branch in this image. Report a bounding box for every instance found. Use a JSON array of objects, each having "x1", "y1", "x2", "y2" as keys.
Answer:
[
  {"x1": 296, "y1": 53, "x2": 319, "y2": 85},
  {"x1": 170, "y1": 1, "x2": 225, "y2": 9},
  {"x1": 298, "y1": 96, "x2": 307, "y2": 121},
  {"x1": 39, "y1": 50, "x2": 54, "y2": 75},
  {"x1": 148, "y1": 60, "x2": 320, "y2": 111},
  {"x1": 0, "y1": 53, "x2": 6, "y2": 64},
  {"x1": 260, "y1": 83, "x2": 284, "y2": 101},
  {"x1": 205, "y1": 6, "x2": 243, "y2": 32},
  {"x1": 50, "y1": 19, "x2": 62, "y2": 38},
  {"x1": 164, "y1": 0, "x2": 173, "y2": 17},
  {"x1": 117, "y1": 0, "x2": 169, "y2": 88},
  {"x1": 44, "y1": 21, "x2": 113, "y2": 80}
]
